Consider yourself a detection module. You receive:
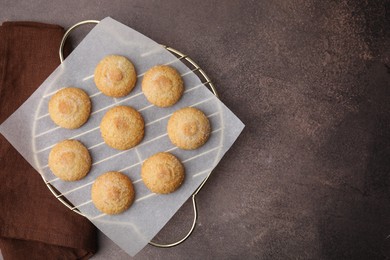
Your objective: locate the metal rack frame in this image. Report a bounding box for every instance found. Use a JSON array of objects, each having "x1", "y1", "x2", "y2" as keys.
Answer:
[{"x1": 43, "y1": 20, "x2": 219, "y2": 248}]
